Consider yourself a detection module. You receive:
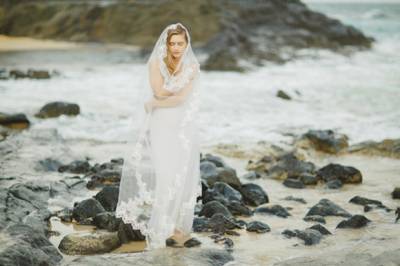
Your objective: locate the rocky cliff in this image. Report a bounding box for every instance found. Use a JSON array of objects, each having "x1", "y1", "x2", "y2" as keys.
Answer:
[{"x1": 0, "y1": 0, "x2": 375, "y2": 71}]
